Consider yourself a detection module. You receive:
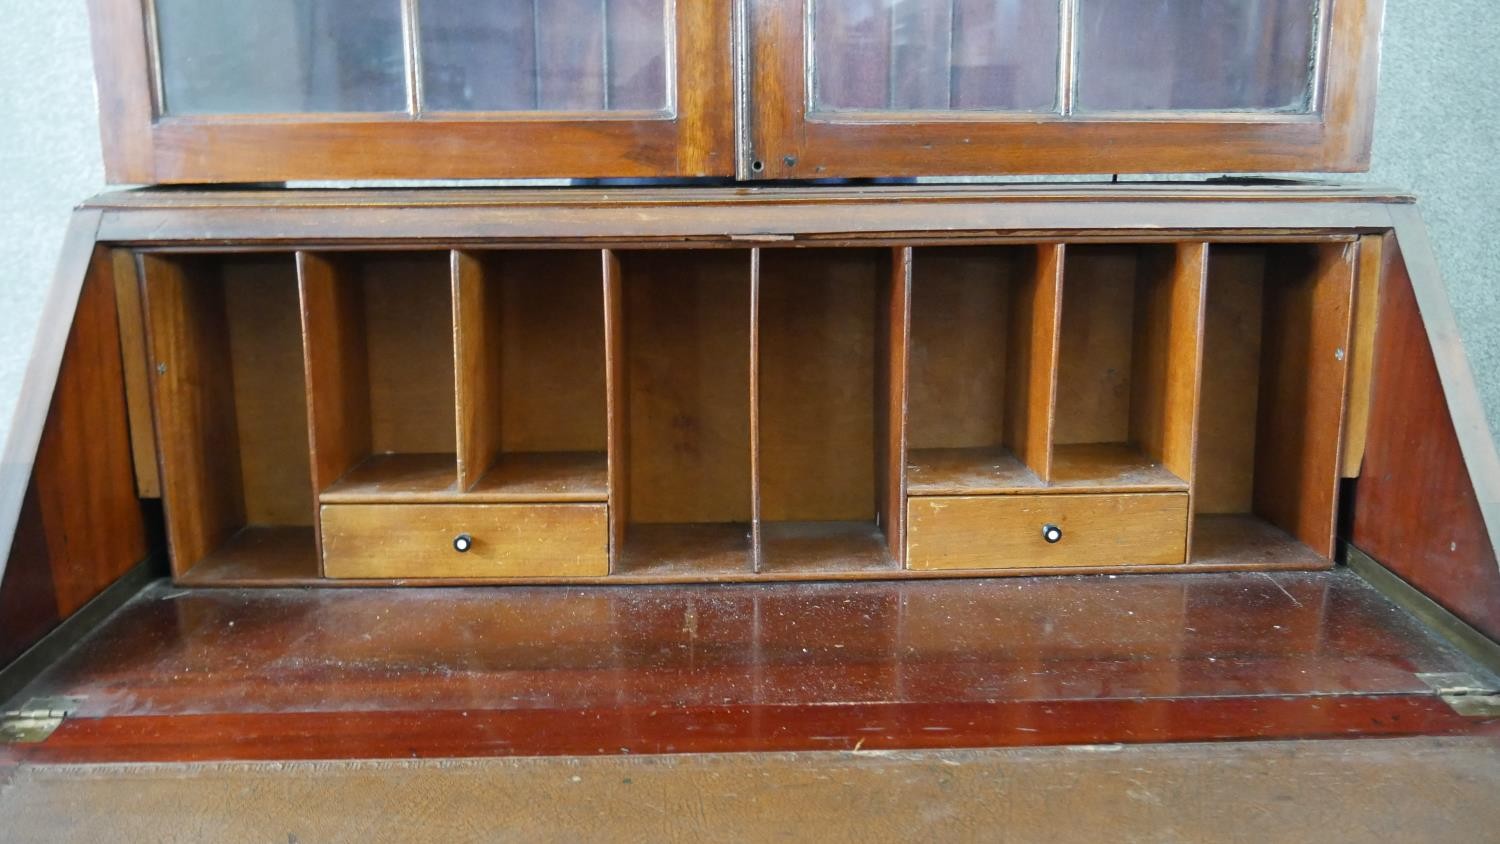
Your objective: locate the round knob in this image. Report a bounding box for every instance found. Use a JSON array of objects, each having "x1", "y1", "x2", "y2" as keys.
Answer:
[
  {"x1": 1042, "y1": 524, "x2": 1063, "y2": 544},
  {"x1": 453, "y1": 533, "x2": 473, "y2": 553}
]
